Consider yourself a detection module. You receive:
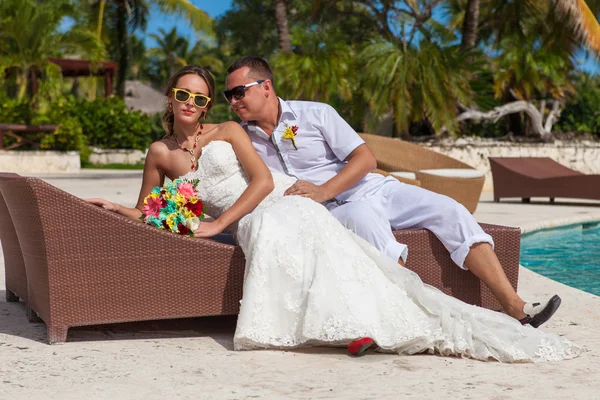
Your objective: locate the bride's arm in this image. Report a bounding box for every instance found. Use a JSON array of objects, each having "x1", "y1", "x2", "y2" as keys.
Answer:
[
  {"x1": 86, "y1": 143, "x2": 166, "y2": 221},
  {"x1": 194, "y1": 122, "x2": 274, "y2": 238}
]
